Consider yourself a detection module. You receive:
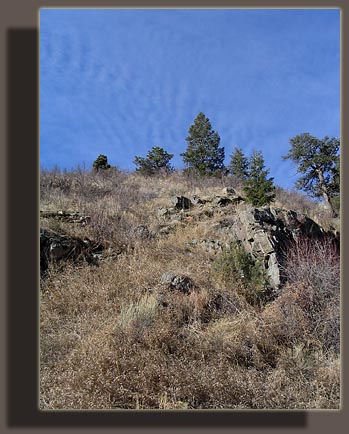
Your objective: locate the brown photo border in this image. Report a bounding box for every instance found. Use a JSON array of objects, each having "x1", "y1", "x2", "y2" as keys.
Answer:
[{"x1": 0, "y1": 0, "x2": 347, "y2": 432}]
